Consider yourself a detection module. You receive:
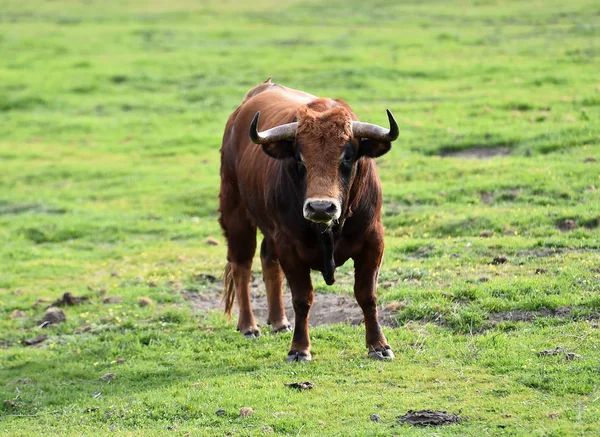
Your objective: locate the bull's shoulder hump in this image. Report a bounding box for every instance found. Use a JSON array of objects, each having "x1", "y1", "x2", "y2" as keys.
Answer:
[{"x1": 243, "y1": 82, "x2": 316, "y2": 105}]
